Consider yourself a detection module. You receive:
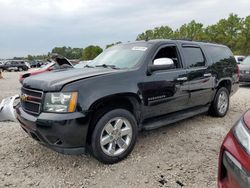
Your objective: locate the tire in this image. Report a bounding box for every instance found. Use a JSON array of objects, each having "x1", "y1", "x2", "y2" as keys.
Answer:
[
  {"x1": 209, "y1": 87, "x2": 229, "y2": 117},
  {"x1": 91, "y1": 108, "x2": 138, "y2": 164},
  {"x1": 18, "y1": 67, "x2": 23, "y2": 71}
]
